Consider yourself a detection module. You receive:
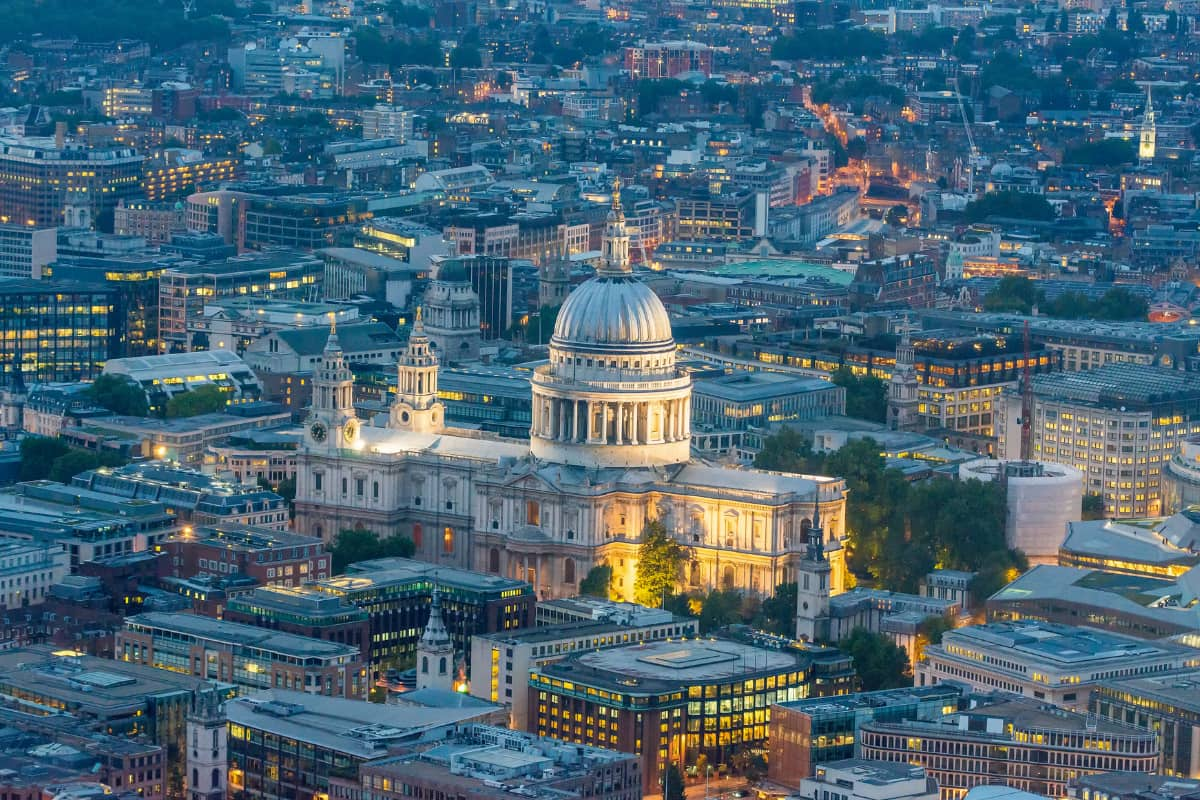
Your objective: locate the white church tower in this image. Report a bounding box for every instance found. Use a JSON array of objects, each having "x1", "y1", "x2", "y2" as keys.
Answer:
[
  {"x1": 1139, "y1": 86, "x2": 1157, "y2": 164},
  {"x1": 416, "y1": 585, "x2": 455, "y2": 692},
  {"x1": 186, "y1": 687, "x2": 226, "y2": 800},
  {"x1": 305, "y1": 317, "x2": 360, "y2": 451},
  {"x1": 887, "y1": 329, "x2": 920, "y2": 431},
  {"x1": 389, "y1": 307, "x2": 444, "y2": 433},
  {"x1": 795, "y1": 505, "x2": 831, "y2": 643}
]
